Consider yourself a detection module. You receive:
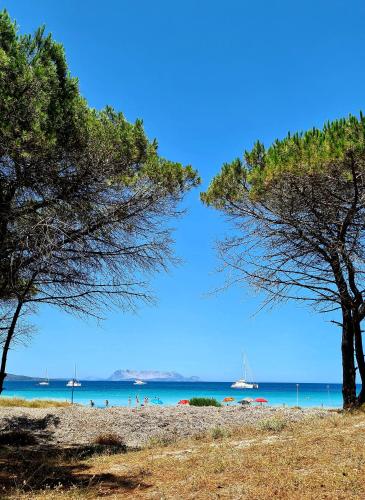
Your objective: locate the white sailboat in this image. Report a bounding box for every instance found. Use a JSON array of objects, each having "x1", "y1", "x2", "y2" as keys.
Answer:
[
  {"x1": 231, "y1": 354, "x2": 259, "y2": 389},
  {"x1": 66, "y1": 365, "x2": 82, "y2": 387},
  {"x1": 133, "y1": 379, "x2": 146, "y2": 385},
  {"x1": 38, "y1": 369, "x2": 49, "y2": 386}
]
